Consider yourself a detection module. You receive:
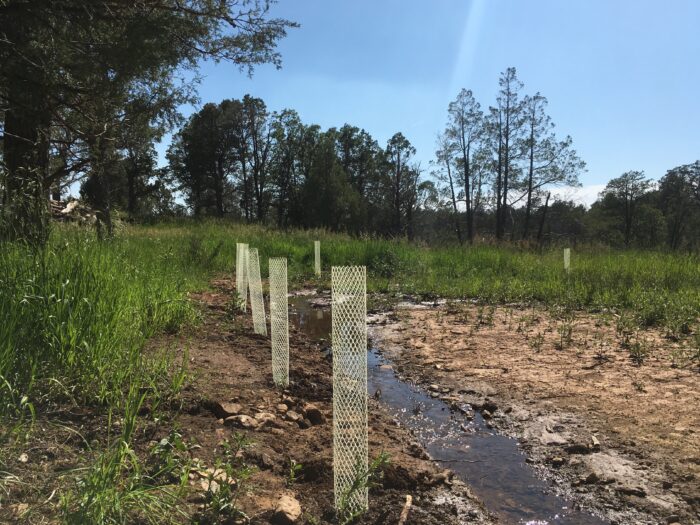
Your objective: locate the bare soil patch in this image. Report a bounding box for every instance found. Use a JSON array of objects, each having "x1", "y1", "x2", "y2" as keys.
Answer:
[
  {"x1": 370, "y1": 300, "x2": 700, "y2": 525},
  {"x1": 0, "y1": 280, "x2": 493, "y2": 524}
]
